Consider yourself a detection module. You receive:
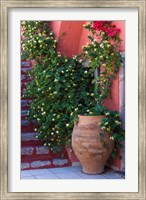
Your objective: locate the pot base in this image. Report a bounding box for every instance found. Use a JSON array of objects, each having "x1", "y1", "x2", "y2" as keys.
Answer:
[{"x1": 82, "y1": 166, "x2": 104, "y2": 175}]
